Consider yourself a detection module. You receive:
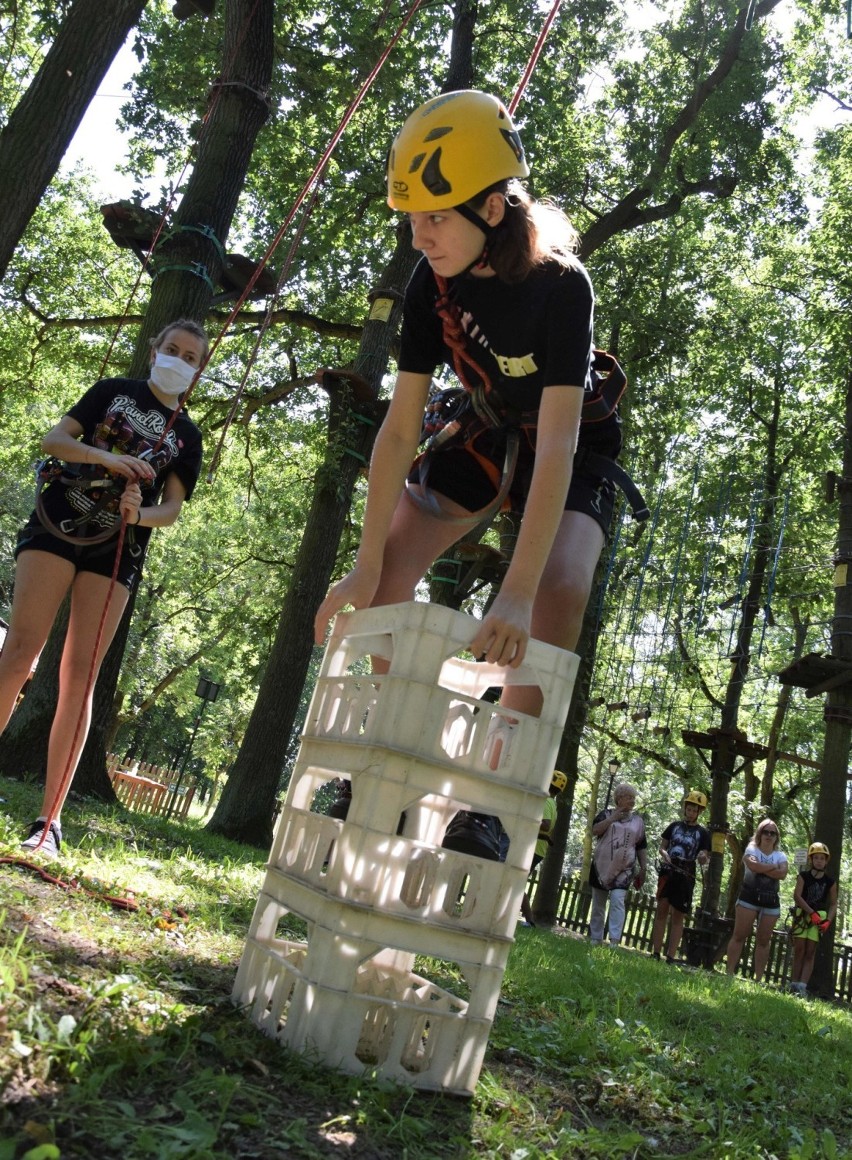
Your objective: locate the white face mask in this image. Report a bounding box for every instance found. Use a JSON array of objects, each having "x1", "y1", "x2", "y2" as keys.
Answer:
[{"x1": 150, "y1": 352, "x2": 197, "y2": 399}]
